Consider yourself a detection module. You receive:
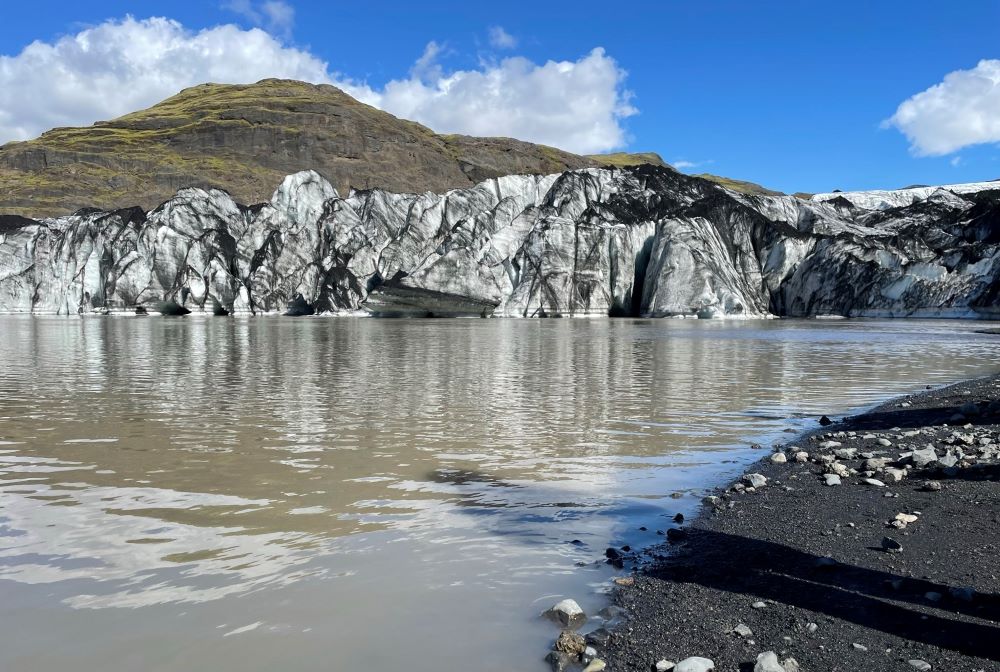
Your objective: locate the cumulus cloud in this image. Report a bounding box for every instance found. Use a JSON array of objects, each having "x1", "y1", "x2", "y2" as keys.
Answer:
[
  {"x1": 223, "y1": 0, "x2": 295, "y2": 39},
  {"x1": 886, "y1": 59, "x2": 1000, "y2": 156},
  {"x1": 0, "y1": 16, "x2": 333, "y2": 143},
  {"x1": 0, "y1": 17, "x2": 635, "y2": 154},
  {"x1": 671, "y1": 159, "x2": 712, "y2": 171},
  {"x1": 367, "y1": 46, "x2": 636, "y2": 153},
  {"x1": 488, "y1": 26, "x2": 517, "y2": 49}
]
